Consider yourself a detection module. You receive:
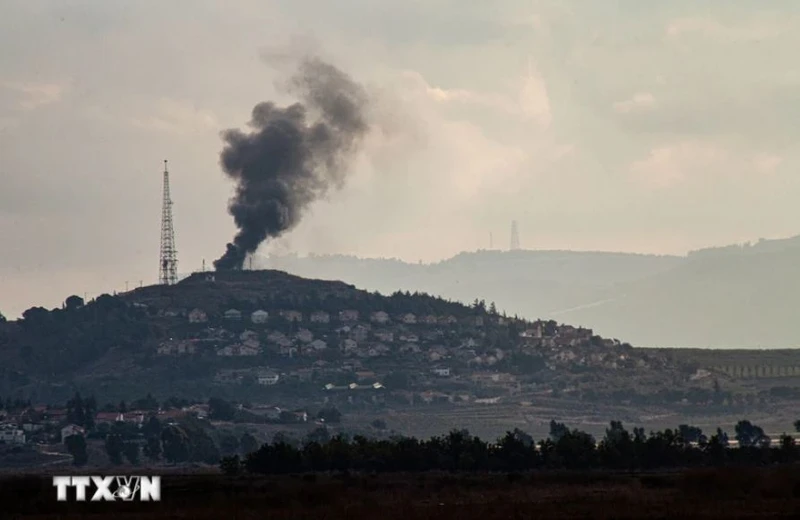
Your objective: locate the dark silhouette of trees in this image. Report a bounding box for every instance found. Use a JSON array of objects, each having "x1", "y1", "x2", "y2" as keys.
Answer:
[
  {"x1": 124, "y1": 441, "x2": 140, "y2": 465},
  {"x1": 208, "y1": 397, "x2": 236, "y2": 421},
  {"x1": 235, "y1": 421, "x2": 800, "y2": 476},
  {"x1": 240, "y1": 433, "x2": 259, "y2": 456},
  {"x1": 64, "y1": 295, "x2": 85, "y2": 311},
  {"x1": 144, "y1": 436, "x2": 162, "y2": 461},
  {"x1": 161, "y1": 425, "x2": 191, "y2": 464},
  {"x1": 734, "y1": 420, "x2": 770, "y2": 448},
  {"x1": 105, "y1": 433, "x2": 125, "y2": 465},
  {"x1": 65, "y1": 434, "x2": 88, "y2": 466}
]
